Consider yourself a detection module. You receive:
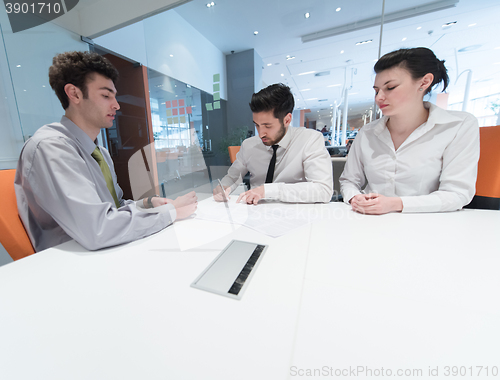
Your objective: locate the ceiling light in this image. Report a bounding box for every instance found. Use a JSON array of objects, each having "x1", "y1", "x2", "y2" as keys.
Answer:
[
  {"x1": 301, "y1": 89, "x2": 311, "y2": 92},
  {"x1": 305, "y1": 12, "x2": 310, "y2": 19},
  {"x1": 340, "y1": 50, "x2": 344, "y2": 54},
  {"x1": 458, "y1": 45, "x2": 482, "y2": 52},
  {"x1": 298, "y1": 71, "x2": 315, "y2": 76},
  {"x1": 336, "y1": 7, "x2": 341, "y2": 12},
  {"x1": 495, "y1": 47, "x2": 500, "y2": 50},
  {"x1": 267, "y1": 63, "x2": 272, "y2": 66},
  {"x1": 402, "y1": 37, "x2": 407, "y2": 41},
  {"x1": 327, "y1": 84, "x2": 341, "y2": 87},
  {"x1": 281, "y1": 74, "x2": 284, "y2": 76},
  {"x1": 16, "y1": 65, "x2": 21, "y2": 67},
  {"x1": 170, "y1": 54, "x2": 173, "y2": 57},
  {"x1": 442, "y1": 21, "x2": 457, "y2": 28},
  {"x1": 286, "y1": 55, "x2": 296, "y2": 60},
  {"x1": 301, "y1": 0, "x2": 459, "y2": 43},
  {"x1": 468, "y1": 23, "x2": 476, "y2": 27},
  {"x1": 417, "y1": 26, "x2": 422, "y2": 30},
  {"x1": 306, "y1": 98, "x2": 318, "y2": 101},
  {"x1": 254, "y1": 31, "x2": 258, "y2": 35},
  {"x1": 355, "y1": 39, "x2": 373, "y2": 46},
  {"x1": 494, "y1": 62, "x2": 500, "y2": 65},
  {"x1": 206, "y1": 2, "x2": 215, "y2": 7}
]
